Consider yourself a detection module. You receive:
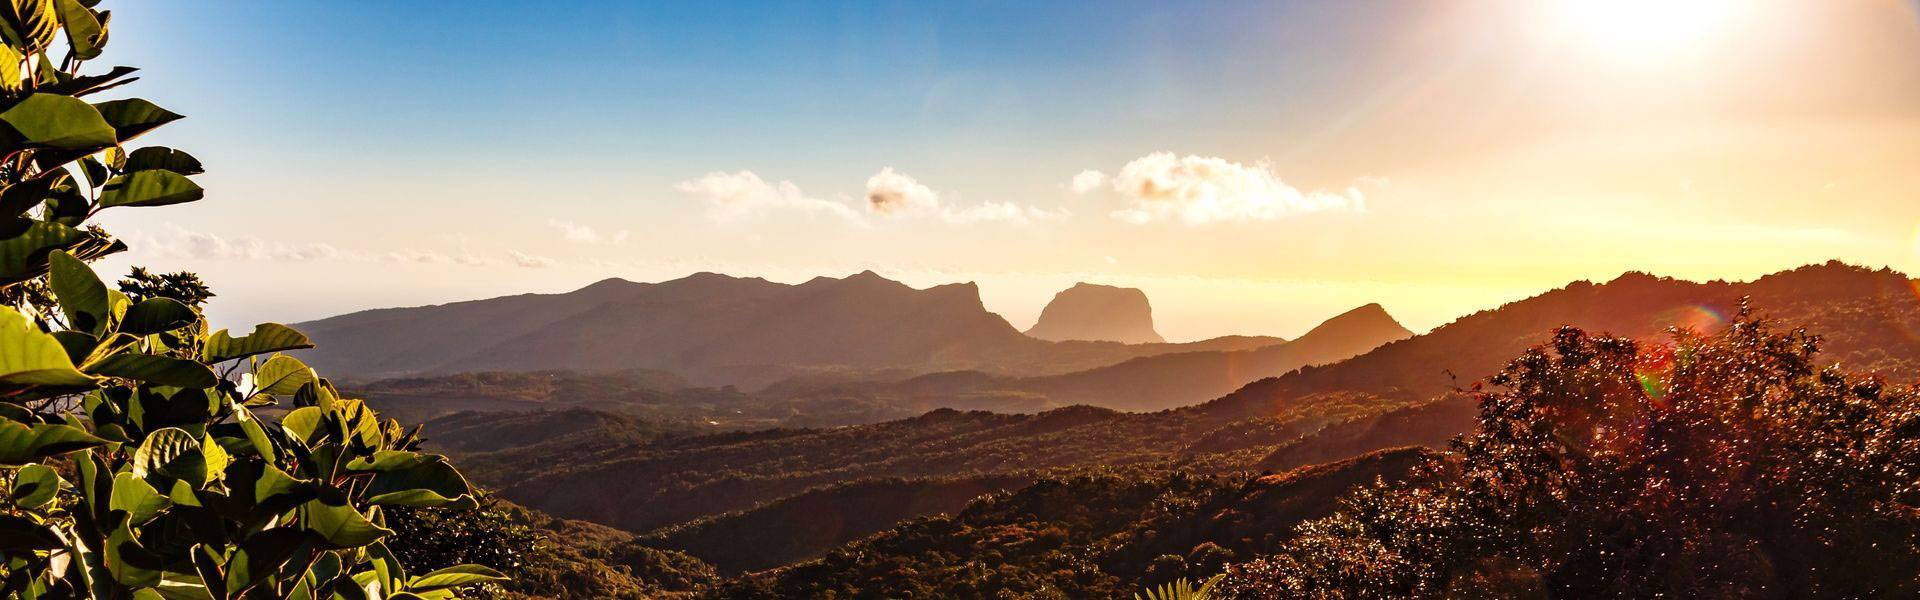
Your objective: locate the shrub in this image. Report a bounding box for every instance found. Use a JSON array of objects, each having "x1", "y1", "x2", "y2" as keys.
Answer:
[{"x1": 0, "y1": 3, "x2": 496, "y2": 597}]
